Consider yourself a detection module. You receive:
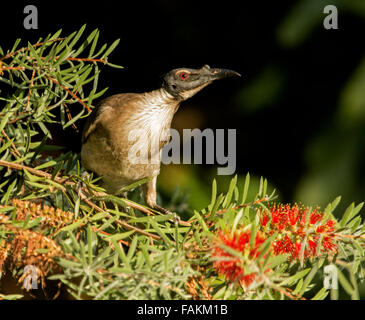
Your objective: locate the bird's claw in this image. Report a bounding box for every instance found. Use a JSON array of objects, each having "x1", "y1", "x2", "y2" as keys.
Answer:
[
  {"x1": 170, "y1": 211, "x2": 180, "y2": 226},
  {"x1": 152, "y1": 204, "x2": 180, "y2": 225},
  {"x1": 76, "y1": 171, "x2": 91, "y2": 198}
]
